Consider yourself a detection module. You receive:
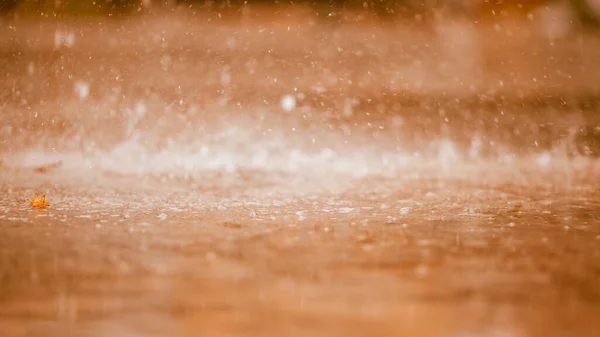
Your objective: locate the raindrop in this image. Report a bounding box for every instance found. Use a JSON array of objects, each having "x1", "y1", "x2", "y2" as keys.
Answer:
[
  {"x1": 280, "y1": 94, "x2": 296, "y2": 112},
  {"x1": 74, "y1": 81, "x2": 90, "y2": 100}
]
